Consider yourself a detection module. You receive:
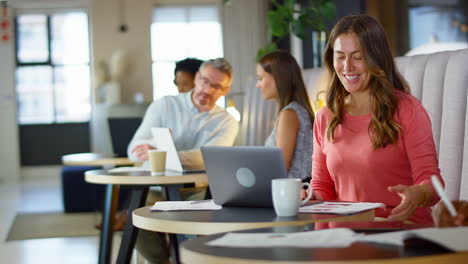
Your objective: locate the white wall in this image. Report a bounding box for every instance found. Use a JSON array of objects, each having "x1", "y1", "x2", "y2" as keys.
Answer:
[
  {"x1": 0, "y1": 33, "x2": 20, "y2": 180},
  {"x1": 10, "y1": 0, "x2": 88, "y2": 9},
  {"x1": 89, "y1": 0, "x2": 154, "y2": 104},
  {"x1": 88, "y1": 0, "x2": 154, "y2": 153}
]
